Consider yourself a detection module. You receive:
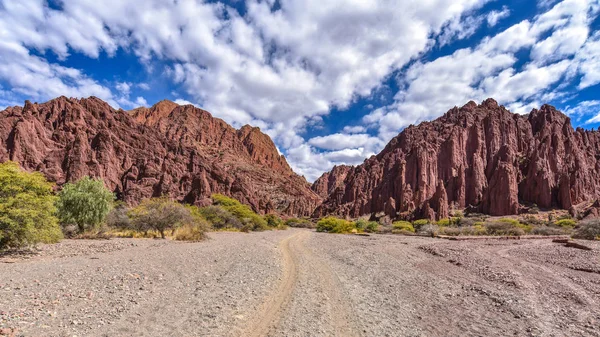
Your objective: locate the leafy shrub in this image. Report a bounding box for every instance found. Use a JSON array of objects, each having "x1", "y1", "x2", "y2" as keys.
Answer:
[
  {"x1": 105, "y1": 203, "x2": 131, "y2": 229},
  {"x1": 354, "y1": 219, "x2": 379, "y2": 233},
  {"x1": 264, "y1": 214, "x2": 285, "y2": 229},
  {"x1": 364, "y1": 221, "x2": 379, "y2": 233},
  {"x1": 463, "y1": 225, "x2": 487, "y2": 235},
  {"x1": 458, "y1": 217, "x2": 477, "y2": 227},
  {"x1": 129, "y1": 198, "x2": 193, "y2": 238},
  {"x1": 555, "y1": 218, "x2": 577, "y2": 228},
  {"x1": 452, "y1": 210, "x2": 464, "y2": 218},
  {"x1": 413, "y1": 219, "x2": 430, "y2": 231},
  {"x1": 520, "y1": 215, "x2": 547, "y2": 227},
  {"x1": 485, "y1": 220, "x2": 525, "y2": 236},
  {"x1": 316, "y1": 217, "x2": 355, "y2": 233},
  {"x1": 284, "y1": 218, "x2": 314, "y2": 228},
  {"x1": 436, "y1": 218, "x2": 450, "y2": 227},
  {"x1": 57, "y1": 176, "x2": 114, "y2": 233},
  {"x1": 573, "y1": 219, "x2": 600, "y2": 240},
  {"x1": 0, "y1": 162, "x2": 63, "y2": 250},
  {"x1": 419, "y1": 224, "x2": 440, "y2": 237},
  {"x1": 440, "y1": 227, "x2": 461, "y2": 236},
  {"x1": 532, "y1": 226, "x2": 568, "y2": 236},
  {"x1": 211, "y1": 194, "x2": 267, "y2": 231},
  {"x1": 198, "y1": 205, "x2": 242, "y2": 230},
  {"x1": 392, "y1": 221, "x2": 415, "y2": 233}
]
